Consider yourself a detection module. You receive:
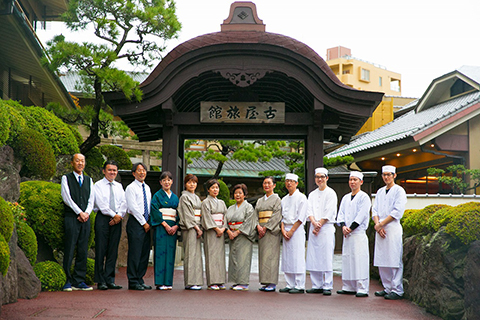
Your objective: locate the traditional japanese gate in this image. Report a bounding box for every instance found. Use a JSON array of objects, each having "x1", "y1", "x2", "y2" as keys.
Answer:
[{"x1": 105, "y1": 2, "x2": 382, "y2": 194}]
